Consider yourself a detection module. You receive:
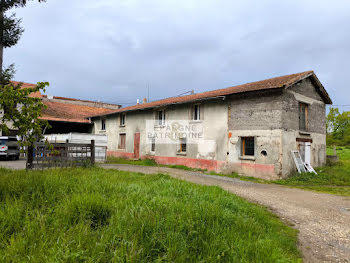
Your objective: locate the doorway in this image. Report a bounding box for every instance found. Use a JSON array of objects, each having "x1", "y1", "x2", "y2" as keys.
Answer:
[{"x1": 134, "y1": 133, "x2": 140, "y2": 159}]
